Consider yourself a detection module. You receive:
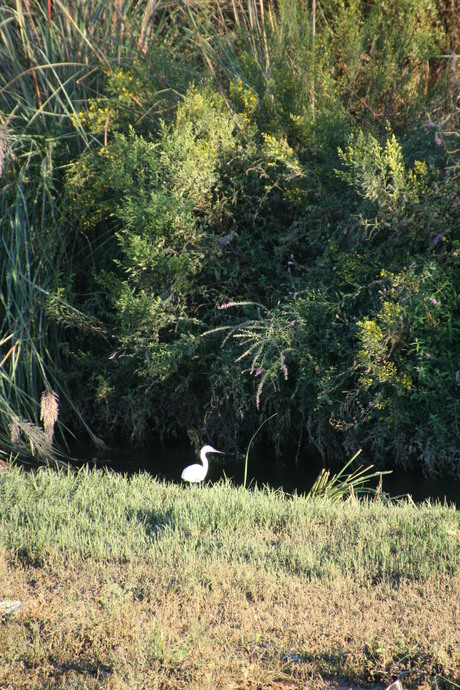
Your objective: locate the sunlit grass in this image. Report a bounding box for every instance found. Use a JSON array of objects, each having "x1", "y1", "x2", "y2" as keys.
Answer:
[{"x1": 0, "y1": 465, "x2": 458, "y2": 578}]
